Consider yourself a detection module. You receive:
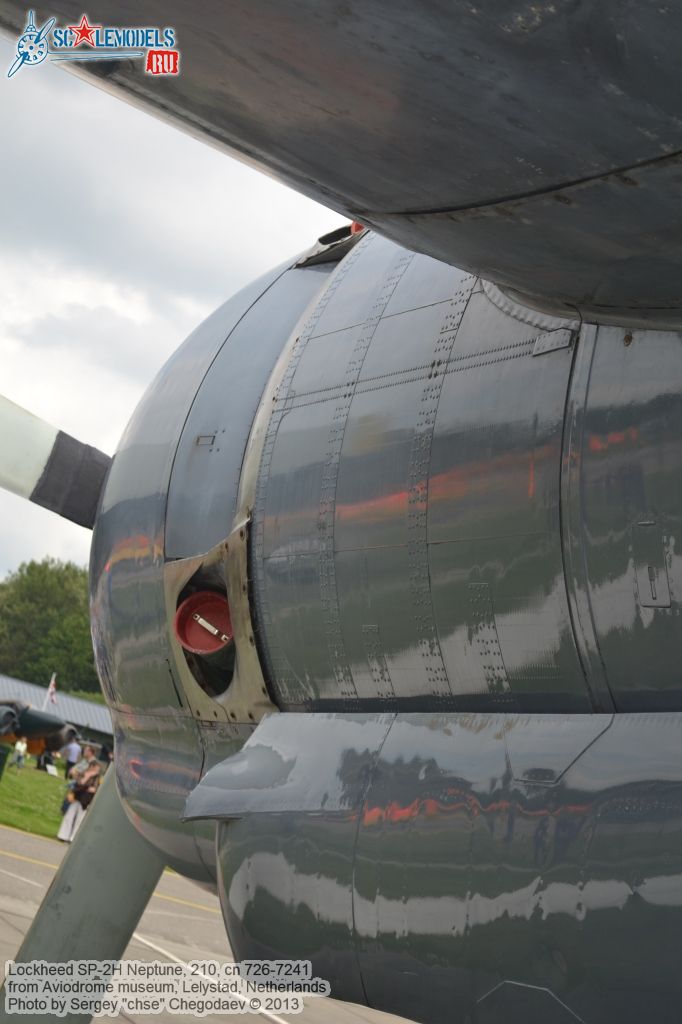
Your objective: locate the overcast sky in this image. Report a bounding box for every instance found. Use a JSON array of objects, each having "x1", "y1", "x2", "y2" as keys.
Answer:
[{"x1": 0, "y1": 35, "x2": 341, "y2": 579}]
